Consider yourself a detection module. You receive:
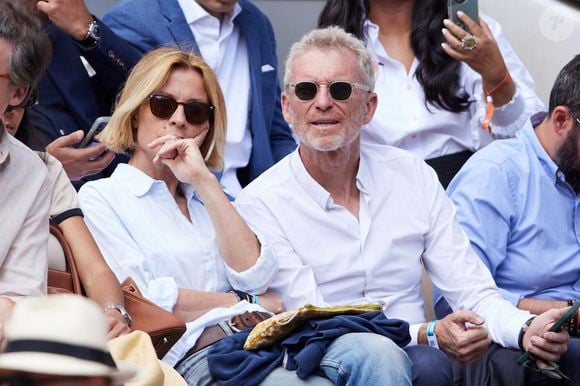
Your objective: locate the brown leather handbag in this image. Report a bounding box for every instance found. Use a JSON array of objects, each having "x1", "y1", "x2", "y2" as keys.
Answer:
[
  {"x1": 122, "y1": 277, "x2": 187, "y2": 358},
  {"x1": 47, "y1": 221, "x2": 83, "y2": 295}
]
